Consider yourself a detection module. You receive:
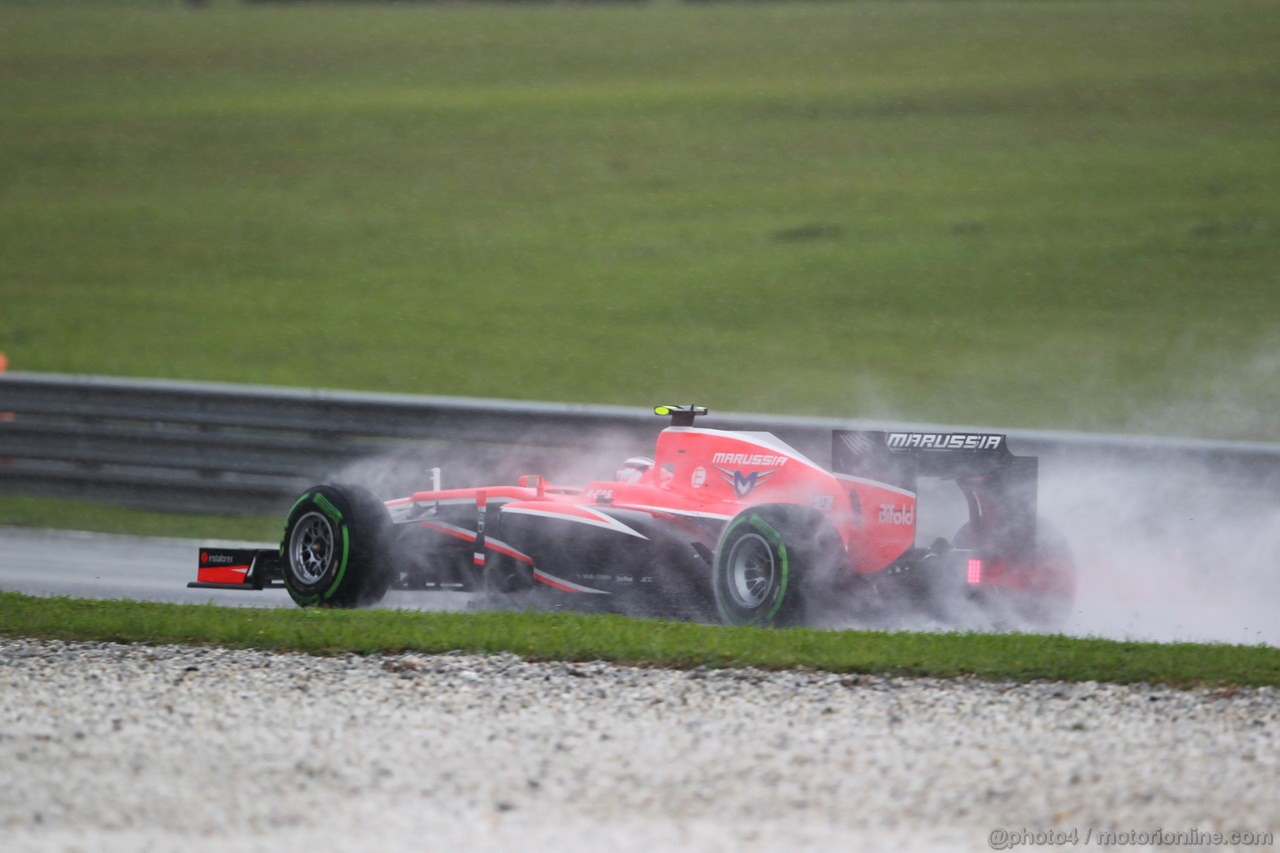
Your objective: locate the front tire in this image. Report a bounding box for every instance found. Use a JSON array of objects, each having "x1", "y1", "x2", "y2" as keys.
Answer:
[
  {"x1": 712, "y1": 505, "x2": 846, "y2": 628},
  {"x1": 281, "y1": 484, "x2": 393, "y2": 608}
]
